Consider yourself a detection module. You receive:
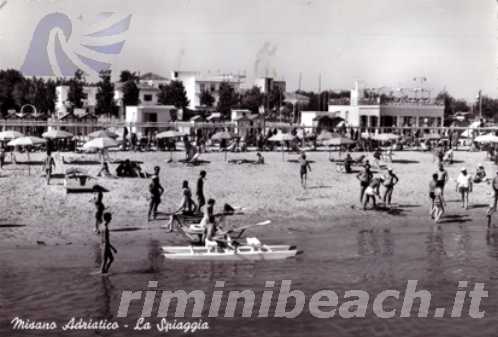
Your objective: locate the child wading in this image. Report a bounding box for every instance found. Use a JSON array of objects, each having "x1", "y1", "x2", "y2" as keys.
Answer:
[
  {"x1": 101, "y1": 212, "x2": 117, "y2": 274},
  {"x1": 431, "y1": 187, "x2": 445, "y2": 223}
]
